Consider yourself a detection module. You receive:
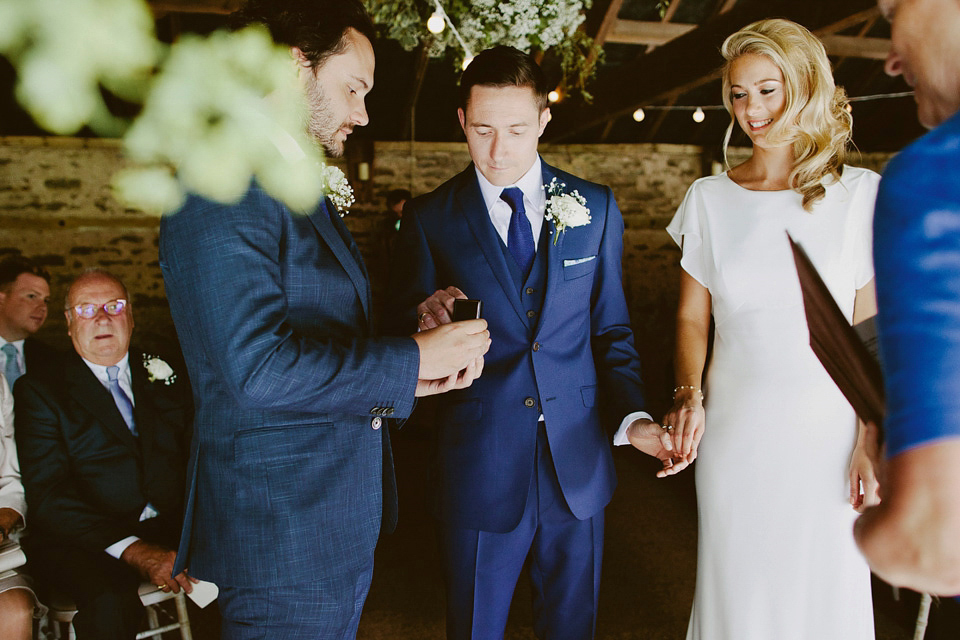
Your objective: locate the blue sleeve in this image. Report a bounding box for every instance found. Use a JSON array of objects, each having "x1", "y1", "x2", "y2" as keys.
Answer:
[
  {"x1": 589, "y1": 186, "x2": 648, "y2": 423},
  {"x1": 159, "y1": 187, "x2": 419, "y2": 418},
  {"x1": 874, "y1": 126, "x2": 960, "y2": 456}
]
